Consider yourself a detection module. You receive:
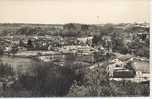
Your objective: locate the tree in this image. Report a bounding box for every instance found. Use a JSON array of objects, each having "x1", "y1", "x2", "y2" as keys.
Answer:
[
  {"x1": 1, "y1": 29, "x2": 11, "y2": 36},
  {"x1": 0, "y1": 47, "x2": 4, "y2": 55},
  {"x1": 111, "y1": 32, "x2": 128, "y2": 54},
  {"x1": 16, "y1": 27, "x2": 30, "y2": 35},
  {"x1": 103, "y1": 24, "x2": 114, "y2": 34},
  {"x1": 10, "y1": 45, "x2": 18, "y2": 55},
  {"x1": 67, "y1": 62, "x2": 118, "y2": 96},
  {"x1": 19, "y1": 40, "x2": 25, "y2": 47},
  {"x1": 0, "y1": 63, "x2": 15, "y2": 78},
  {"x1": 92, "y1": 35, "x2": 101, "y2": 46},
  {"x1": 81, "y1": 25, "x2": 89, "y2": 31},
  {"x1": 16, "y1": 26, "x2": 43, "y2": 36},
  {"x1": 127, "y1": 38, "x2": 149, "y2": 58},
  {"x1": 27, "y1": 39, "x2": 33, "y2": 49},
  {"x1": 16, "y1": 62, "x2": 79, "y2": 97},
  {"x1": 62, "y1": 23, "x2": 79, "y2": 37},
  {"x1": 63, "y1": 23, "x2": 77, "y2": 31},
  {"x1": 67, "y1": 62, "x2": 149, "y2": 96}
]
